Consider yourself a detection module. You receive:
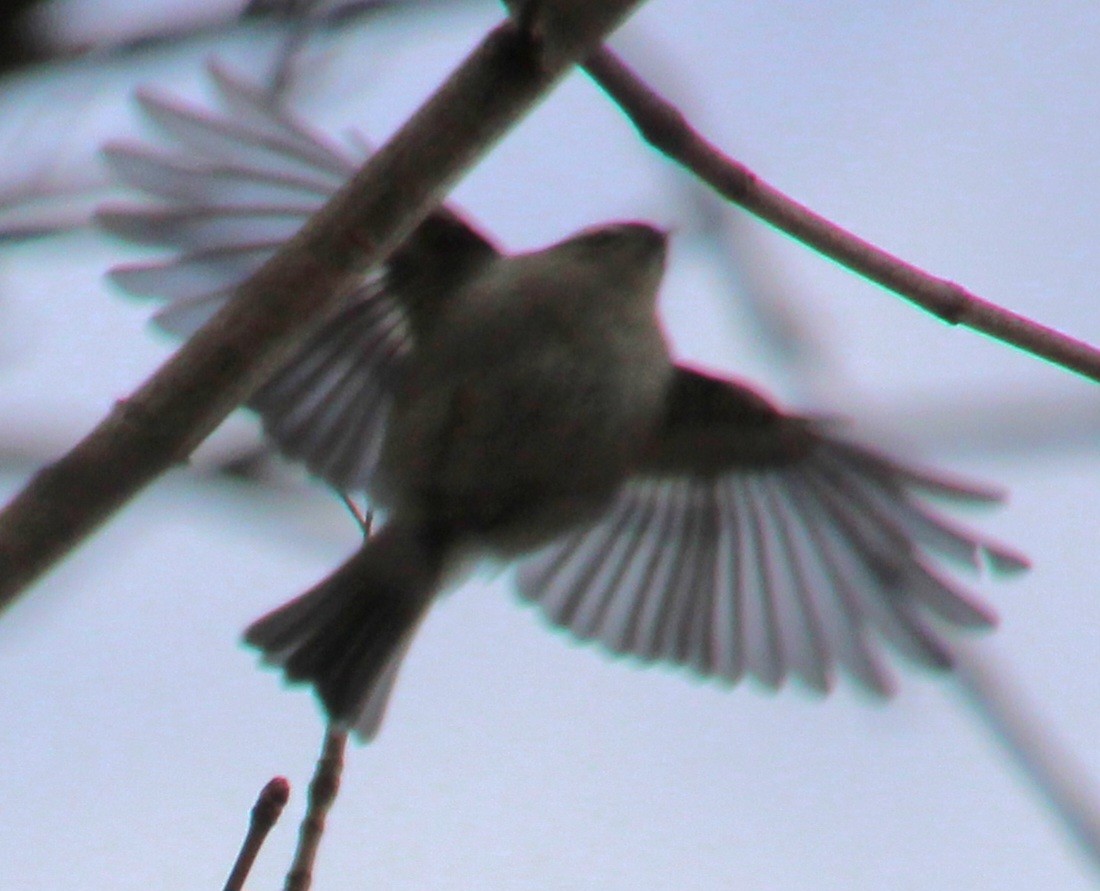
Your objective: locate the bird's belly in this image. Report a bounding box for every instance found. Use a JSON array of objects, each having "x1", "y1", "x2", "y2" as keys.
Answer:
[{"x1": 378, "y1": 336, "x2": 670, "y2": 552}]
